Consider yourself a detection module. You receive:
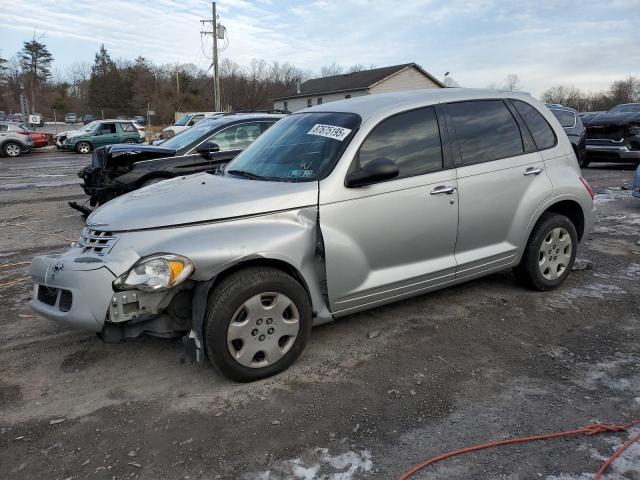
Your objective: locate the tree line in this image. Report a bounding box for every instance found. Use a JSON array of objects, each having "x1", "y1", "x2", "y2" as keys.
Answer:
[
  {"x1": 0, "y1": 37, "x2": 373, "y2": 125},
  {"x1": 540, "y1": 77, "x2": 640, "y2": 112},
  {"x1": 1, "y1": 35, "x2": 638, "y2": 124}
]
